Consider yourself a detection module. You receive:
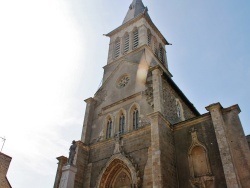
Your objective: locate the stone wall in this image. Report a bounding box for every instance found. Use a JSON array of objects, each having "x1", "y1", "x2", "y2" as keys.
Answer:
[
  {"x1": 158, "y1": 116, "x2": 177, "y2": 187},
  {"x1": 88, "y1": 126, "x2": 151, "y2": 188},
  {"x1": 0, "y1": 152, "x2": 12, "y2": 188},
  {"x1": 162, "y1": 79, "x2": 196, "y2": 124},
  {"x1": 74, "y1": 142, "x2": 90, "y2": 188},
  {"x1": 246, "y1": 135, "x2": 250, "y2": 149},
  {"x1": 174, "y1": 116, "x2": 227, "y2": 188},
  {"x1": 222, "y1": 106, "x2": 250, "y2": 187}
]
